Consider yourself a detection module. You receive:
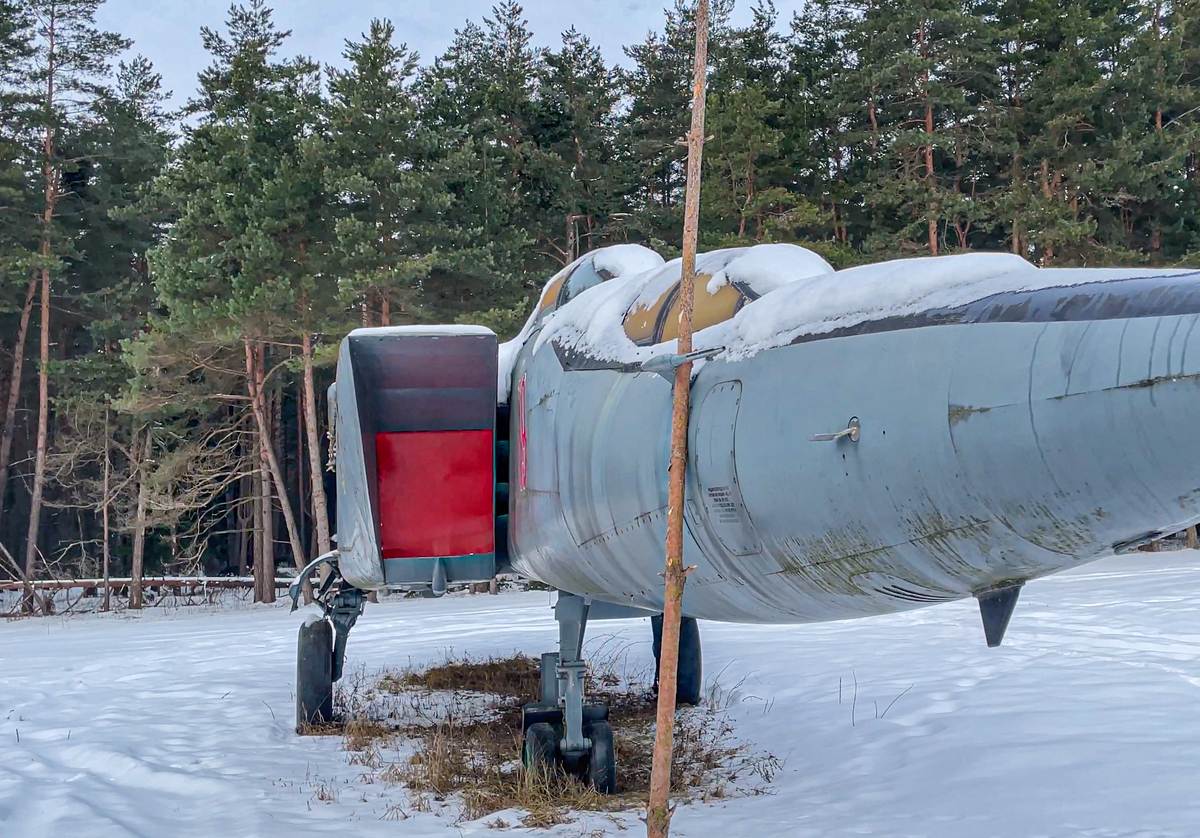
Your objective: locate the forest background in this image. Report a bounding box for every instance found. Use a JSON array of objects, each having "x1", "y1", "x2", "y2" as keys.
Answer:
[{"x1": 1, "y1": 0, "x2": 1196, "y2": 605}]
